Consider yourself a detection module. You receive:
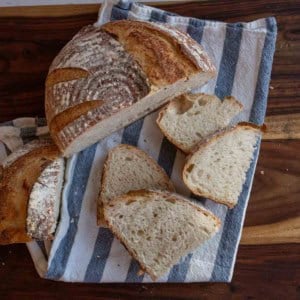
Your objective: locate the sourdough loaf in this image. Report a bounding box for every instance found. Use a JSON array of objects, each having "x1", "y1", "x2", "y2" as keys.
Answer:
[
  {"x1": 0, "y1": 140, "x2": 61, "y2": 244},
  {"x1": 183, "y1": 123, "x2": 263, "y2": 208},
  {"x1": 104, "y1": 189, "x2": 220, "y2": 281},
  {"x1": 98, "y1": 144, "x2": 174, "y2": 225},
  {"x1": 157, "y1": 93, "x2": 243, "y2": 153},
  {"x1": 46, "y1": 20, "x2": 216, "y2": 157},
  {"x1": 27, "y1": 157, "x2": 65, "y2": 240}
]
